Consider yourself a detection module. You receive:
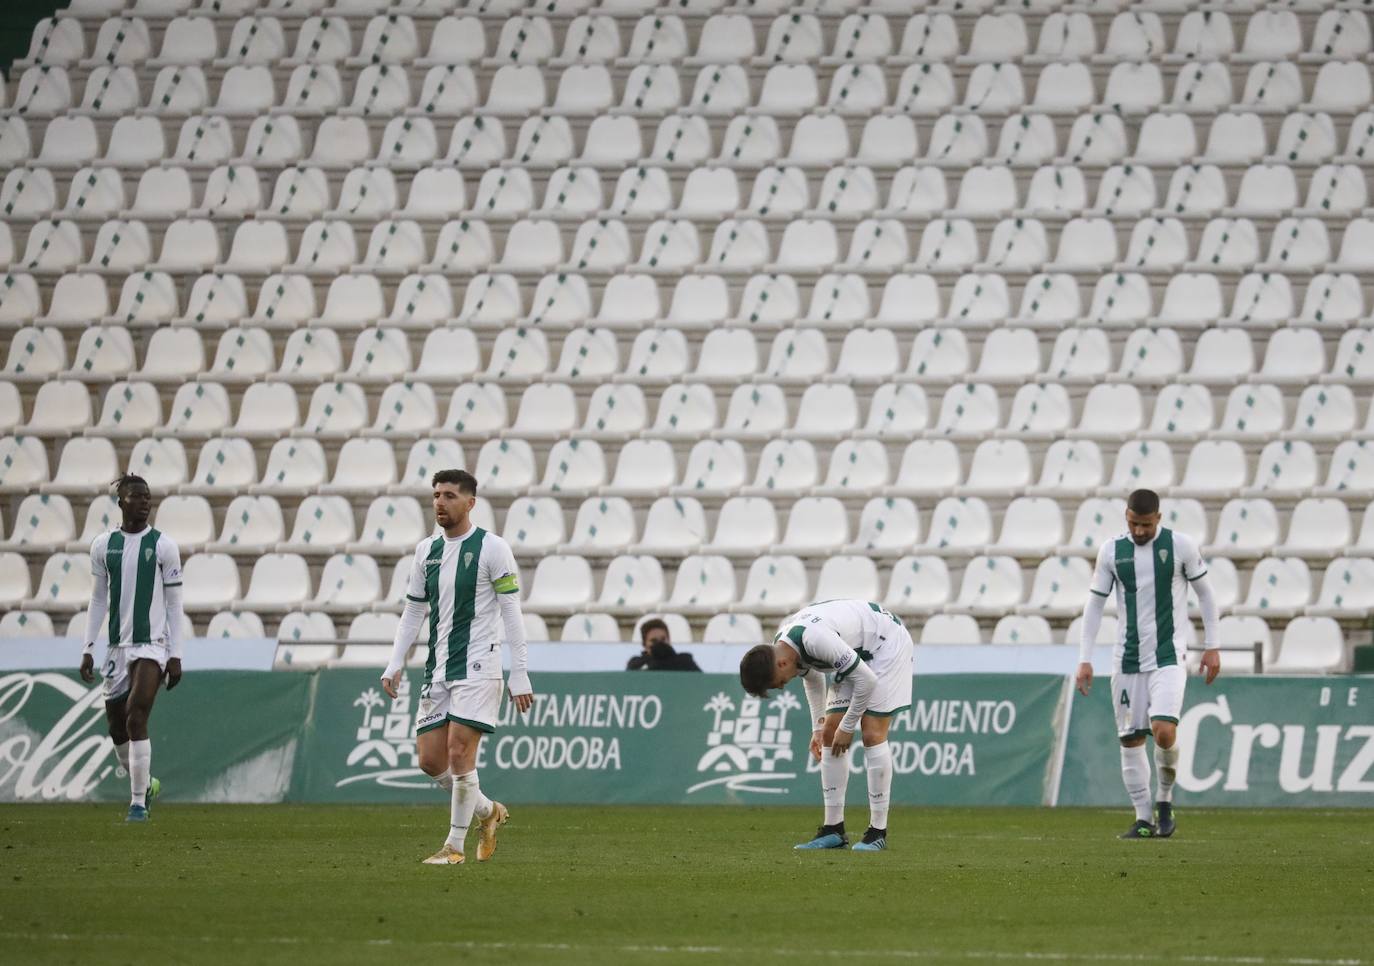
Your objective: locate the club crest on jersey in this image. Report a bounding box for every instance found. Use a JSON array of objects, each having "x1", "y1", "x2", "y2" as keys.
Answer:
[
  {"x1": 464, "y1": 551, "x2": 474, "y2": 568},
  {"x1": 144, "y1": 548, "x2": 153, "y2": 562},
  {"x1": 1159, "y1": 548, "x2": 1169, "y2": 564}
]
